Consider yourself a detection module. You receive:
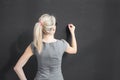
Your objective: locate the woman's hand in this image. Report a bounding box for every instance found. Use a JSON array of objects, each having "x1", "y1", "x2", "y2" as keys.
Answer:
[{"x1": 68, "y1": 24, "x2": 75, "y2": 34}]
